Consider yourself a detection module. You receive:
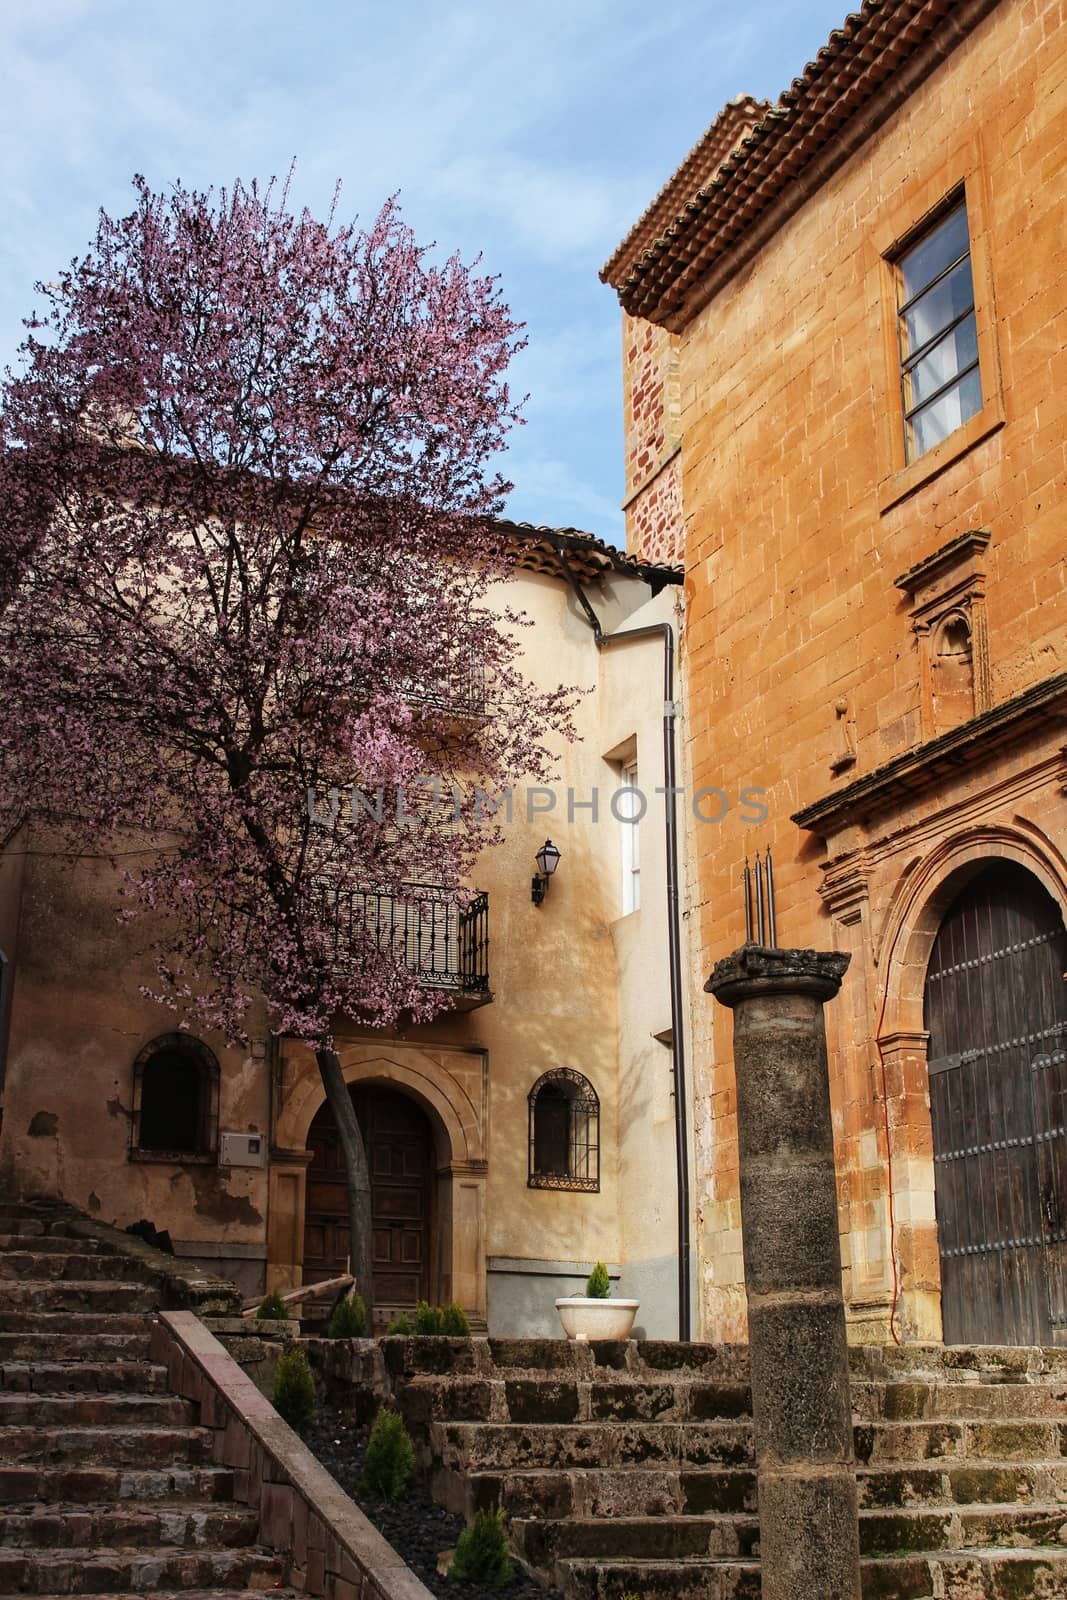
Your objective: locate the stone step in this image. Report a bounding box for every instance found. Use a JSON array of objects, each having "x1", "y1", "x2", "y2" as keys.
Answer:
[
  {"x1": 0, "y1": 1217, "x2": 45, "y2": 1238},
  {"x1": 851, "y1": 1344, "x2": 1067, "y2": 1384},
  {"x1": 862, "y1": 1548, "x2": 1067, "y2": 1599},
  {"x1": 518, "y1": 1500, "x2": 1067, "y2": 1571},
  {"x1": 0, "y1": 1464, "x2": 235, "y2": 1505},
  {"x1": 461, "y1": 1456, "x2": 1067, "y2": 1525},
  {"x1": 852, "y1": 1378, "x2": 1067, "y2": 1422},
  {"x1": 434, "y1": 1414, "x2": 1067, "y2": 1473},
  {"x1": 0, "y1": 1545, "x2": 285, "y2": 1594},
  {"x1": 555, "y1": 1549, "x2": 1067, "y2": 1600},
  {"x1": 0, "y1": 1234, "x2": 102, "y2": 1255},
  {"x1": 0, "y1": 1424, "x2": 214, "y2": 1466},
  {"x1": 431, "y1": 1420, "x2": 754, "y2": 1472},
  {"x1": 401, "y1": 1373, "x2": 752, "y2": 1426},
  {"x1": 455, "y1": 1465, "x2": 758, "y2": 1521},
  {"x1": 0, "y1": 1501, "x2": 260, "y2": 1550},
  {"x1": 555, "y1": 1554, "x2": 760, "y2": 1600},
  {"x1": 858, "y1": 1459, "x2": 1067, "y2": 1509},
  {"x1": 0, "y1": 1330, "x2": 153, "y2": 1362},
  {"x1": 855, "y1": 1419, "x2": 1067, "y2": 1465},
  {"x1": 0, "y1": 1312, "x2": 152, "y2": 1335},
  {"x1": 0, "y1": 1250, "x2": 144, "y2": 1282},
  {"x1": 0, "y1": 1361, "x2": 169, "y2": 1394},
  {"x1": 860, "y1": 1502, "x2": 1067, "y2": 1556},
  {"x1": 514, "y1": 1513, "x2": 761, "y2": 1565},
  {"x1": 380, "y1": 1336, "x2": 751, "y2": 1384},
  {"x1": 0, "y1": 1392, "x2": 195, "y2": 1428},
  {"x1": 381, "y1": 1334, "x2": 1067, "y2": 1386},
  {"x1": 0, "y1": 1280, "x2": 156, "y2": 1313}
]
